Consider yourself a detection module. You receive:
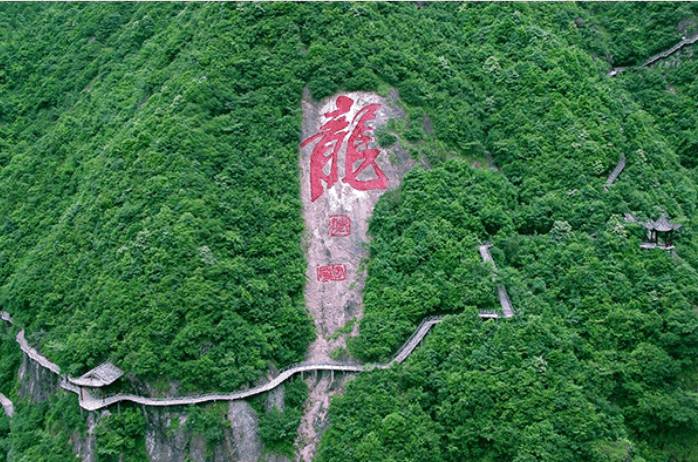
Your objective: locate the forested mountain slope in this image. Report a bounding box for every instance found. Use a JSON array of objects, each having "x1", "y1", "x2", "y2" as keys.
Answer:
[
  {"x1": 580, "y1": 2, "x2": 698, "y2": 66},
  {"x1": 1, "y1": 3, "x2": 697, "y2": 461},
  {"x1": 1, "y1": 4, "x2": 314, "y2": 392},
  {"x1": 316, "y1": 5, "x2": 698, "y2": 461}
]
